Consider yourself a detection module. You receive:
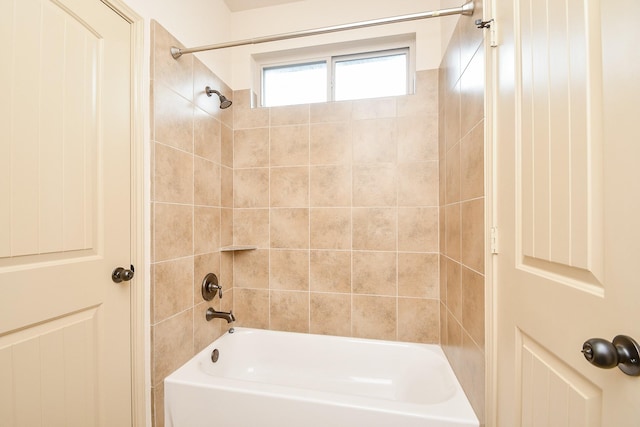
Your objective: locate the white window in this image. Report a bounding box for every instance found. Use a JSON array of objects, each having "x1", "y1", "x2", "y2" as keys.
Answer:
[
  {"x1": 255, "y1": 36, "x2": 415, "y2": 107},
  {"x1": 263, "y1": 61, "x2": 327, "y2": 107},
  {"x1": 333, "y1": 49, "x2": 409, "y2": 102}
]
